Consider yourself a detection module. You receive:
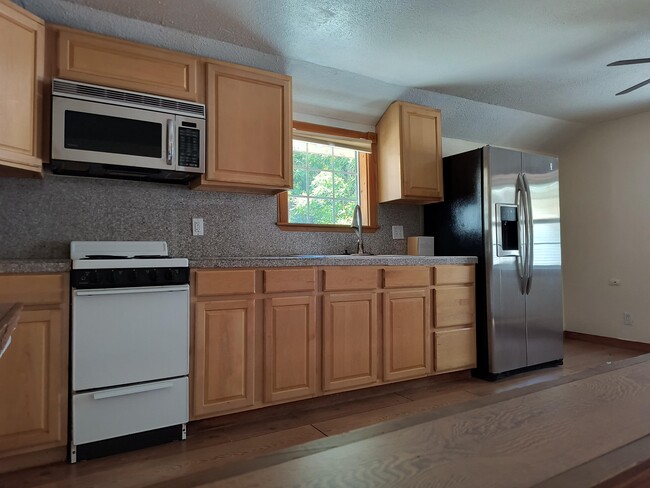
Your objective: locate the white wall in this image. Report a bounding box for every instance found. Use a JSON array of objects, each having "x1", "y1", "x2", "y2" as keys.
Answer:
[{"x1": 560, "y1": 110, "x2": 650, "y2": 343}]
